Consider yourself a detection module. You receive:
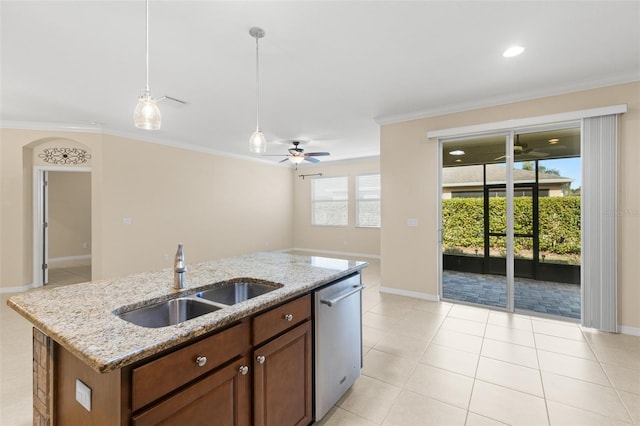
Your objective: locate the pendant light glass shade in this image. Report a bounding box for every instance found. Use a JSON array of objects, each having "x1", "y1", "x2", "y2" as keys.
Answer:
[
  {"x1": 249, "y1": 27, "x2": 266, "y2": 153},
  {"x1": 134, "y1": 0, "x2": 161, "y2": 130},
  {"x1": 134, "y1": 93, "x2": 161, "y2": 130},
  {"x1": 250, "y1": 130, "x2": 267, "y2": 153}
]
